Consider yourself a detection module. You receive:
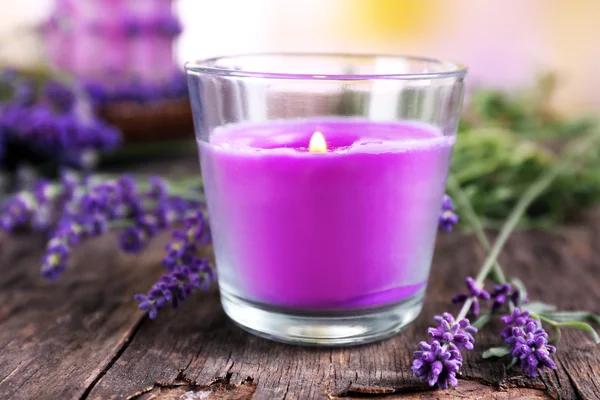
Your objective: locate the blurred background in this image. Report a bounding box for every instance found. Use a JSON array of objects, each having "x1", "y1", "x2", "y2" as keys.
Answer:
[
  {"x1": 2, "y1": 0, "x2": 600, "y2": 112},
  {"x1": 1, "y1": 0, "x2": 600, "y2": 226}
]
